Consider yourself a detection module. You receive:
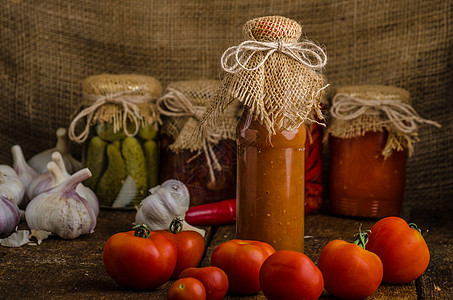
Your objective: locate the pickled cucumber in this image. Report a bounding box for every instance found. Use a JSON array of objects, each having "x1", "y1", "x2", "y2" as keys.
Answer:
[
  {"x1": 84, "y1": 136, "x2": 107, "y2": 190},
  {"x1": 96, "y1": 121, "x2": 138, "y2": 142},
  {"x1": 139, "y1": 122, "x2": 158, "y2": 140},
  {"x1": 144, "y1": 140, "x2": 158, "y2": 188},
  {"x1": 112, "y1": 139, "x2": 121, "y2": 150},
  {"x1": 96, "y1": 144, "x2": 126, "y2": 205},
  {"x1": 121, "y1": 136, "x2": 148, "y2": 204}
]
